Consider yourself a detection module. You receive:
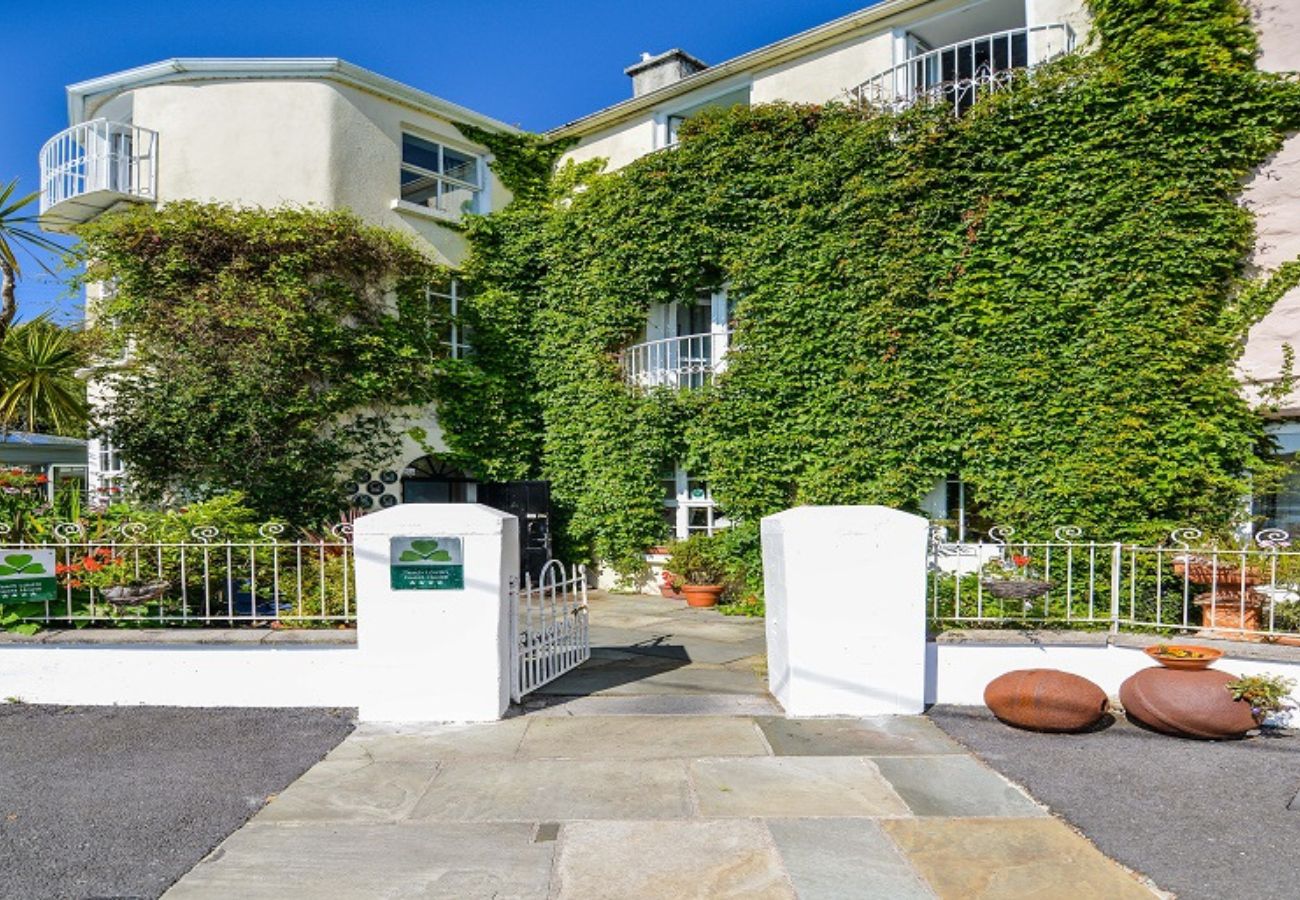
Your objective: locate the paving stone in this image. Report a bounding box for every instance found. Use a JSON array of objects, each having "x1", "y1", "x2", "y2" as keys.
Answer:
[
  {"x1": 871, "y1": 756, "x2": 1045, "y2": 818},
  {"x1": 323, "y1": 717, "x2": 530, "y2": 763},
  {"x1": 410, "y1": 758, "x2": 693, "y2": 820},
  {"x1": 522, "y1": 693, "x2": 784, "y2": 716},
  {"x1": 163, "y1": 821, "x2": 554, "y2": 899},
  {"x1": 516, "y1": 715, "x2": 770, "y2": 759},
  {"x1": 757, "y1": 716, "x2": 967, "y2": 757},
  {"x1": 538, "y1": 659, "x2": 766, "y2": 697},
  {"x1": 882, "y1": 818, "x2": 1157, "y2": 899},
  {"x1": 552, "y1": 819, "x2": 795, "y2": 899},
  {"x1": 621, "y1": 636, "x2": 764, "y2": 665},
  {"x1": 767, "y1": 818, "x2": 936, "y2": 899},
  {"x1": 691, "y1": 756, "x2": 910, "y2": 817},
  {"x1": 255, "y1": 758, "x2": 440, "y2": 823}
]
